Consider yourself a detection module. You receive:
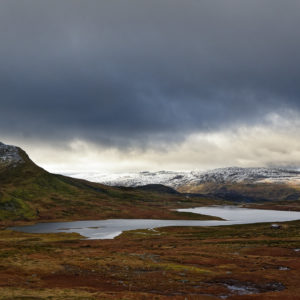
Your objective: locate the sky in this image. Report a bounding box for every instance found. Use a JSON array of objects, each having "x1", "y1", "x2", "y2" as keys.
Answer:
[{"x1": 1, "y1": 0, "x2": 300, "y2": 173}]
